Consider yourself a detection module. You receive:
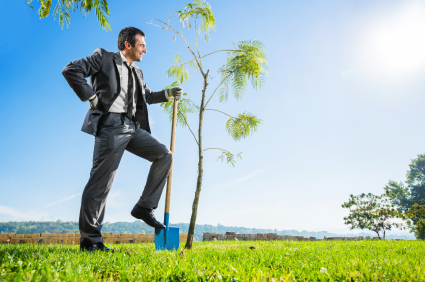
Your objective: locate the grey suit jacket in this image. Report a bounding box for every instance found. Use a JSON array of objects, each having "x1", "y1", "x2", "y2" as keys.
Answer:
[{"x1": 62, "y1": 48, "x2": 168, "y2": 135}]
